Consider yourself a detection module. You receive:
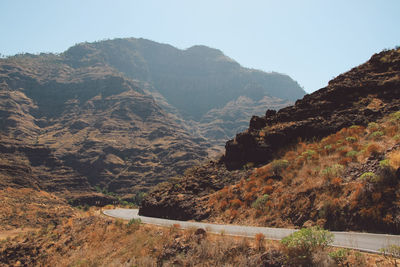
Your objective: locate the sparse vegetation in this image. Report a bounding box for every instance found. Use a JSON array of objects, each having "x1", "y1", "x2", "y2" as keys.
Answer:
[
  {"x1": 208, "y1": 111, "x2": 400, "y2": 233},
  {"x1": 270, "y1": 159, "x2": 289, "y2": 175},
  {"x1": 251, "y1": 194, "x2": 269, "y2": 210},
  {"x1": 359, "y1": 172, "x2": 379, "y2": 183},
  {"x1": 281, "y1": 227, "x2": 333, "y2": 265}
]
